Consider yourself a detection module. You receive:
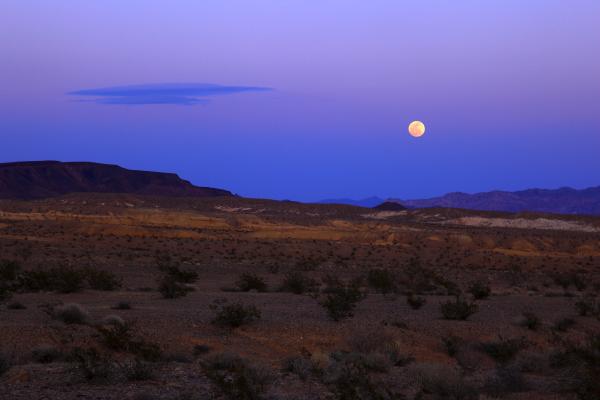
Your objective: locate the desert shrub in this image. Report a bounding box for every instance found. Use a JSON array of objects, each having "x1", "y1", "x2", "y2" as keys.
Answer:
[
  {"x1": 468, "y1": 281, "x2": 491, "y2": 300},
  {"x1": 553, "y1": 317, "x2": 576, "y2": 332},
  {"x1": 123, "y1": 358, "x2": 155, "y2": 381},
  {"x1": 98, "y1": 322, "x2": 134, "y2": 351},
  {"x1": 347, "y1": 328, "x2": 412, "y2": 369},
  {"x1": 86, "y1": 269, "x2": 121, "y2": 291},
  {"x1": 97, "y1": 322, "x2": 162, "y2": 361},
  {"x1": 554, "y1": 272, "x2": 586, "y2": 291},
  {"x1": 437, "y1": 277, "x2": 461, "y2": 296},
  {"x1": 160, "y1": 265, "x2": 198, "y2": 284},
  {"x1": 0, "y1": 259, "x2": 21, "y2": 281},
  {"x1": 158, "y1": 275, "x2": 193, "y2": 299},
  {"x1": 236, "y1": 273, "x2": 267, "y2": 292},
  {"x1": 575, "y1": 295, "x2": 599, "y2": 317},
  {"x1": 283, "y1": 356, "x2": 313, "y2": 380},
  {"x1": 440, "y1": 296, "x2": 478, "y2": 320},
  {"x1": 323, "y1": 353, "x2": 397, "y2": 399},
  {"x1": 112, "y1": 301, "x2": 132, "y2": 310},
  {"x1": 407, "y1": 293, "x2": 426, "y2": 310},
  {"x1": 203, "y1": 352, "x2": 272, "y2": 400},
  {"x1": 321, "y1": 283, "x2": 365, "y2": 321},
  {"x1": 20, "y1": 266, "x2": 86, "y2": 293},
  {"x1": 101, "y1": 314, "x2": 126, "y2": 326},
  {"x1": 31, "y1": 345, "x2": 62, "y2": 364},
  {"x1": 17, "y1": 270, "x2": 53, "y2": 292},
  {"x1": 0, "y1": 353, "x2": 11, "y2": 377},
  {"x1": 211, "y1": 301, "x2": 261, "y2": 328},
  {"x1": 413, "y1": 363, "x2": 478, "y2": 400},
  {"x1": 6, "y1": 301, "x2": 26, "y2": 310},
  {"x1": 280, "y1": 271, "x2": 317, "y2": 294},
  {"x1": 52, "y1": 303, "x2": 91, "y2": 325},
  {"x1": 442, "y1": 334, "x2": 462, "y2": 357},
  {"x1": 516, "y1": 352, "x2": 548, "y2": 373},
  {"x1": 550, "y1": 334, "x2": 600, "y2": 399},
  {"x1": 49, "y1": 266, "x2": 87, "y2": 293},
  {"x1": 483, "y1": 366, "x2": 527, "y2": 397},
  {"x1": 193, "y1": 344, "x2": 211, "y2": 356},
  {"x1": 70, "y1": 347, "x2": 115, "y2": 382},
  {"x1": 481, "y1": 336, "x2": 526, "y2": 364},
  {"x1": 519, "y1": 312, "x2": 541, "y2": 330},
  {"x1": 367, "y1": 268, "x2": 397, "y2": 294},
  {"x1": 0, "y1": 284, "x2": 12, "y2": 303}
]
